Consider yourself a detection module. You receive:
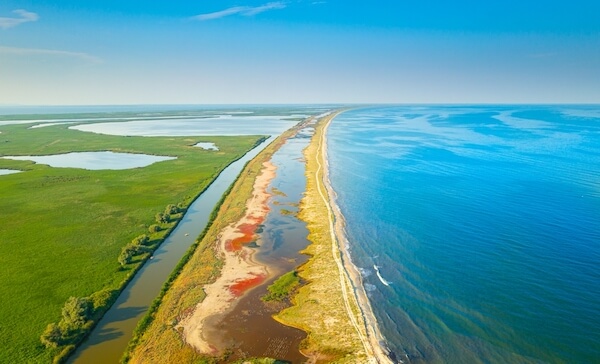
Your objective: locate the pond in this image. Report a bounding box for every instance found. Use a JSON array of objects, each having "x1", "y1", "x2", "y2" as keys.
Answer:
[
  {"x1": 2, "y1": 151, "x2": 175, "y2": 170},
  {"x1": 0, "y1": 169, "x2": 21, "y2": 176},
  {"x1": 194, "y1": 142, "x2": 219, "y2": 151}
]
